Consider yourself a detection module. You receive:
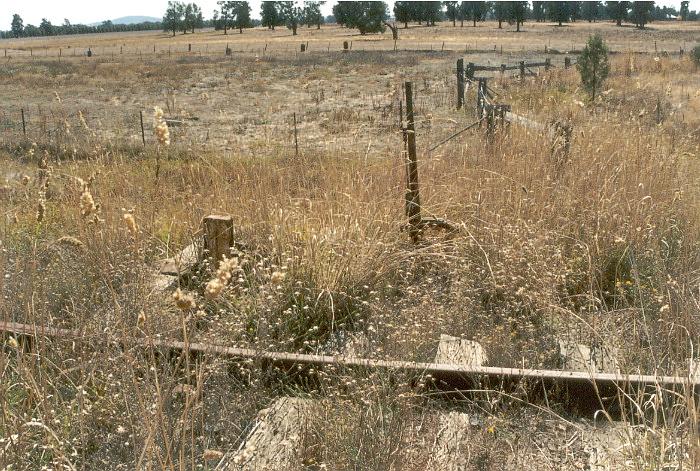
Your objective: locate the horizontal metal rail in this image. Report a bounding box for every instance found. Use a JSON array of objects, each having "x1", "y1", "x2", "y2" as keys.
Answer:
[{"x1": 2, "y1": 321, "x2": 697, "y2": 395}]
